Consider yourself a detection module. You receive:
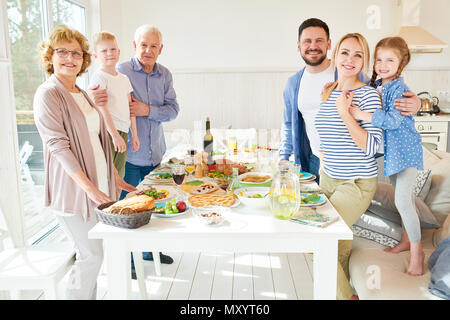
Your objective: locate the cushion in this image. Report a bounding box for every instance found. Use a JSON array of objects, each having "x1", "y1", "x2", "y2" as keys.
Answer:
[
  {"x1": 422, "y1": 145, "x2": 442, "y2": 169},
  {"x1": 352, "y1": 212, "x2": 402, "y2": 248},
  {"x1": 349, "y1": 236, "x2": 441, "y2": 300},
  {"x1": 412, "y1": 169, "x2": 432, "y2": 200},
  {"x1": 424, "y1": 154, "x2": 450, "y2": 226},
  {"x1": 372, "y1": 182, "x2": 440, "y2": 229},
  {"x1": 433, "y1": 214, "x2": 450, "y2": 248},
  {"x1": 431, "y1": 150, "x2": 450, "y2": 161}
]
